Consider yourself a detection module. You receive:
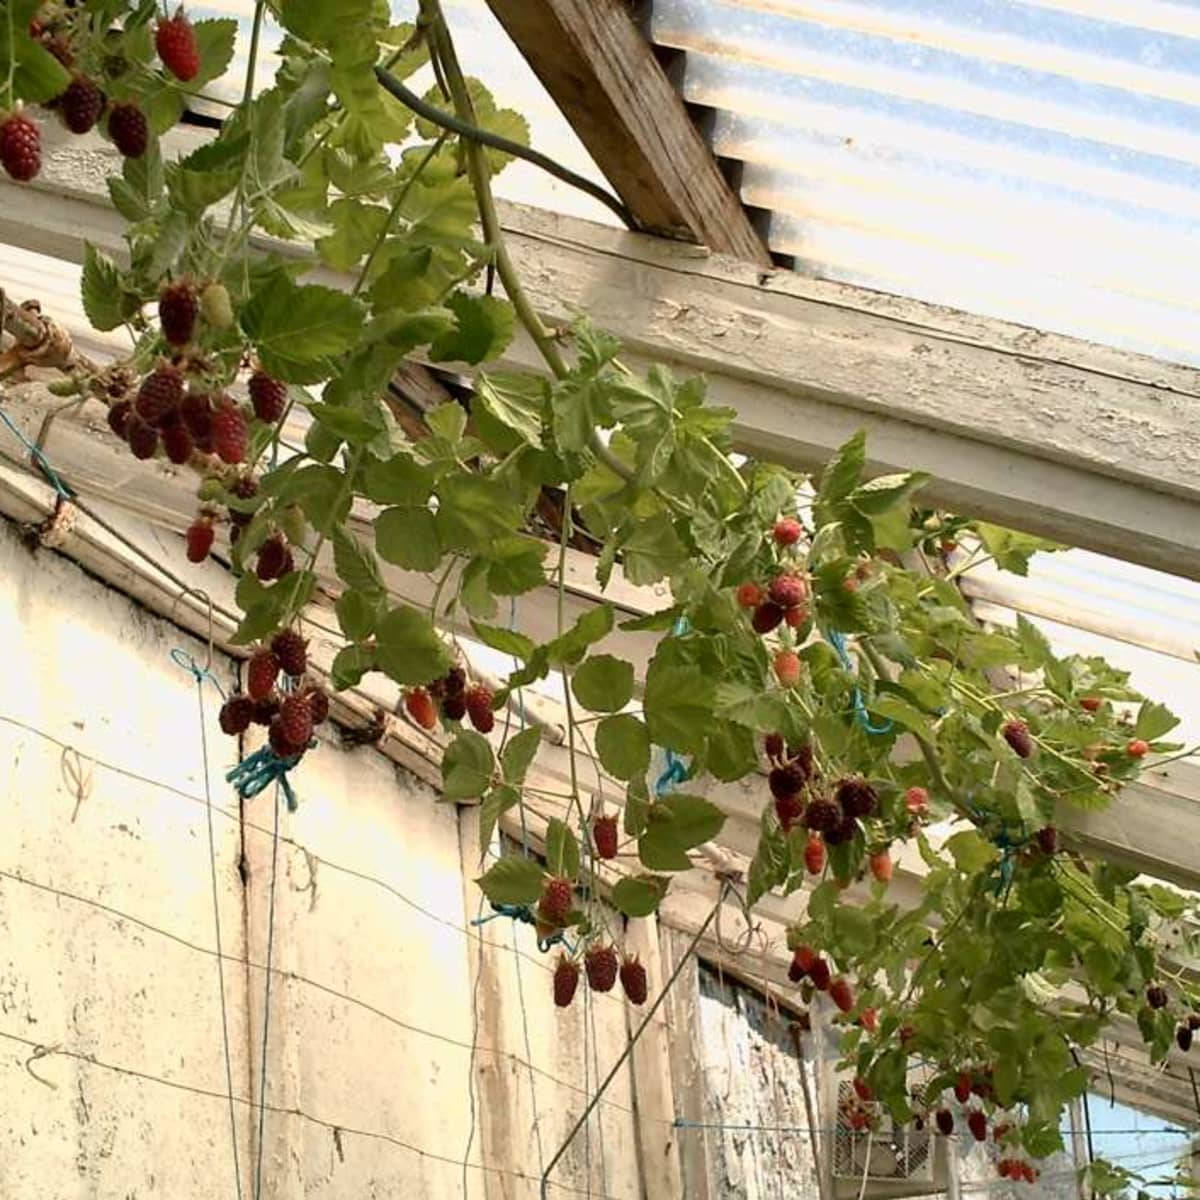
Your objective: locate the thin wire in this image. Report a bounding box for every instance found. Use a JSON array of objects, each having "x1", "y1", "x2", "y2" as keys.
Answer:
[
  {"x1": 589, "y1": 988, "x2": 609, "y2": 1197},
  {"x1": 252, "y1": 782, "x2": 282, "y2": 1200},
  {"x1": 192, "y1": 669, "x2": 245, "y2": 1200},
  {"x1": 0, "y1": 404, "x2": 73, "y2": 499}
]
